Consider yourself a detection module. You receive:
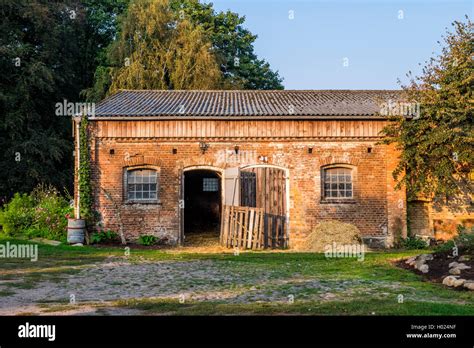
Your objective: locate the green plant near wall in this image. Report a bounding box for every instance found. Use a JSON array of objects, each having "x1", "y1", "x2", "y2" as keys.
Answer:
[
  {"x1": 79, "y1": 115, "x2": 93, "y2": 225},
  {"x1": 138, "y1": 235, "x2": 158, "y2": 246}
]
